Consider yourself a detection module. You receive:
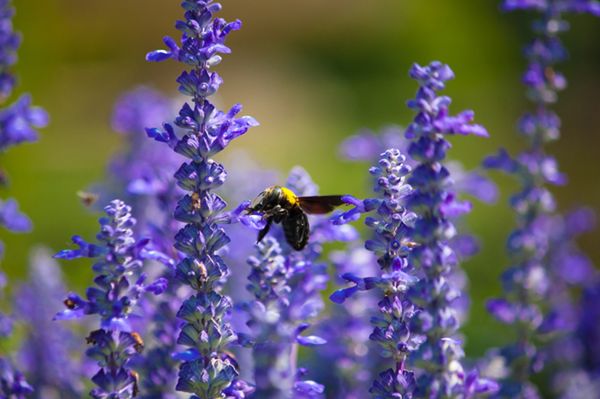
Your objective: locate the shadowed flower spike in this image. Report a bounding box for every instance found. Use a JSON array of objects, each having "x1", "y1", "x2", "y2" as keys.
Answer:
[
  {"x1": 312, "y1": 245, "x2": 379, "y2": 398},
  {"x1": 404, "y1": 61, "x2": 497, "y2": 398},
  {"x1": 0, "y1": 3, "x2": 45, "y2": 395},
  {"x1": 0, "y1": 0, "x2": 47, "y2": 259},
  {"x1": 92, "y1": 87, "x2": 188, "y2": 397},
  {"x1": 243, "y1": 167, "x2": 356, "y2": 398},
  {"x1": 55, "y1": 200, "x2": 166, "y2": 399},
  {"x1": 1, "y1": 267, "x2": 34, "y2": 399},
  {"x1": 145, "y1": 1, "x2": 259, "y2": 397},
  {"x1": 482, "y1": 3, "x2": 600, "y2": 397},
  {"x1": 16, "y1": 247, "x2": 85, "y2": 398},
  {"x1": 0, "y1": 358, "x2": 33, "y2": 399}
]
